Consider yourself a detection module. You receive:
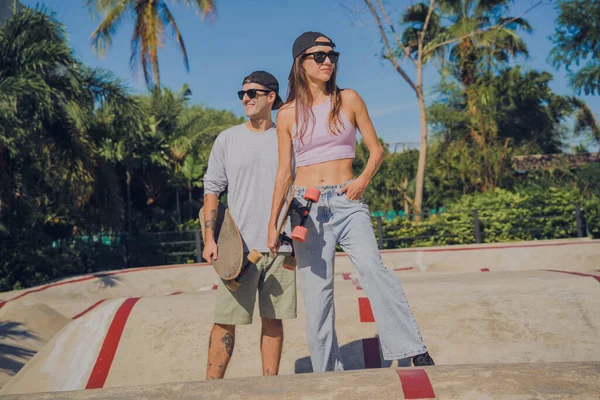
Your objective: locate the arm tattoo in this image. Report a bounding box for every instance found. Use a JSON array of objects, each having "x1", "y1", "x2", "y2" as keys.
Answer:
[
  {"x1": 221, "y1": 332, "x2": 234, "y2": 356},
  {"x1": 206, "y1": 209, "x2": 217, "y2": 231},
  {"x1": 265, "y1": 368, "x2": 273, "y2": 376}
]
